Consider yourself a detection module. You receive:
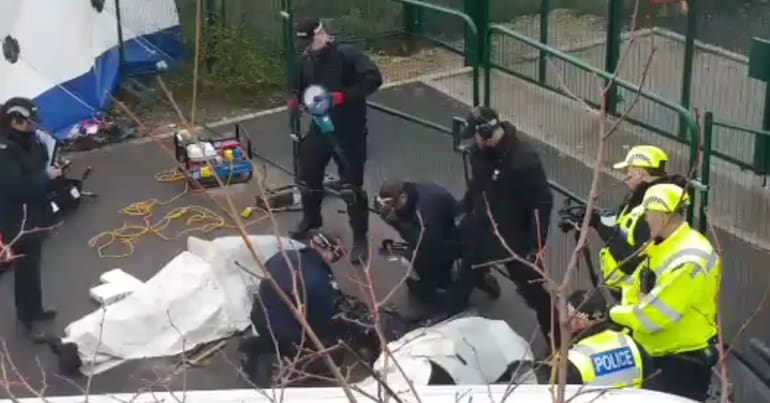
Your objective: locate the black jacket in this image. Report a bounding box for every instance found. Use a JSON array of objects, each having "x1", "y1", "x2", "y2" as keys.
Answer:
[
  {"x1": 593, "y1": 174, "x2": 688, "y2": 275},
  {"x1": 0, "y1": 128, "x2": 52, "y2": 242},
  {"x1": 462, "y1": 122, "x2": 553, "y2": 256},
  {"x1": 387, "y1": 181, "x2": 461, "y2": 272},
  {"x1": 252, "y1": 248, "x2": 340, "y2": 344},
  {"x1": 295, "y1": 41, "x2": 383, "y2": 139}
]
